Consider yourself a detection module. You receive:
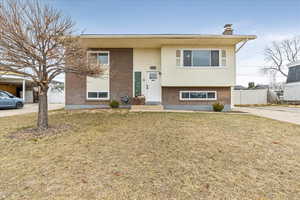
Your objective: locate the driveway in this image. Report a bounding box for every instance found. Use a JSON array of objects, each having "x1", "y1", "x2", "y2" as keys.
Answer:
[
  {"x1": 0, "y1": 103, "x2": 64, "y2": 118},
  {"x1": 235, "y1": 106, "x2": 300, "y2": 125}
]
